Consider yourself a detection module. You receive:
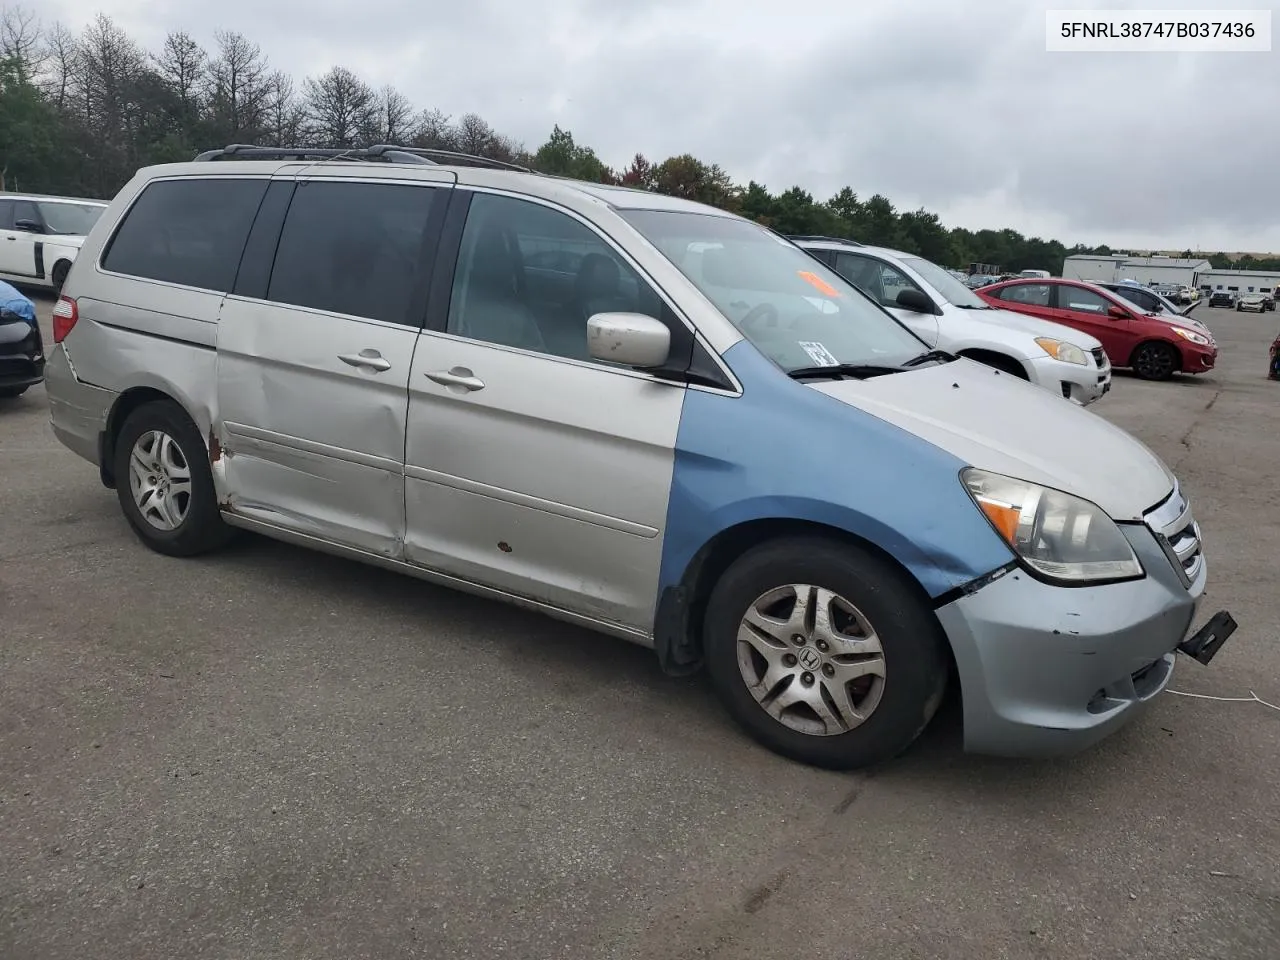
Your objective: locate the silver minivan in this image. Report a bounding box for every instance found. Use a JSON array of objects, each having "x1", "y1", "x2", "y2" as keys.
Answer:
[{"x1": 45, "y1": 146, "x2": 1236, "y2": 768}]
